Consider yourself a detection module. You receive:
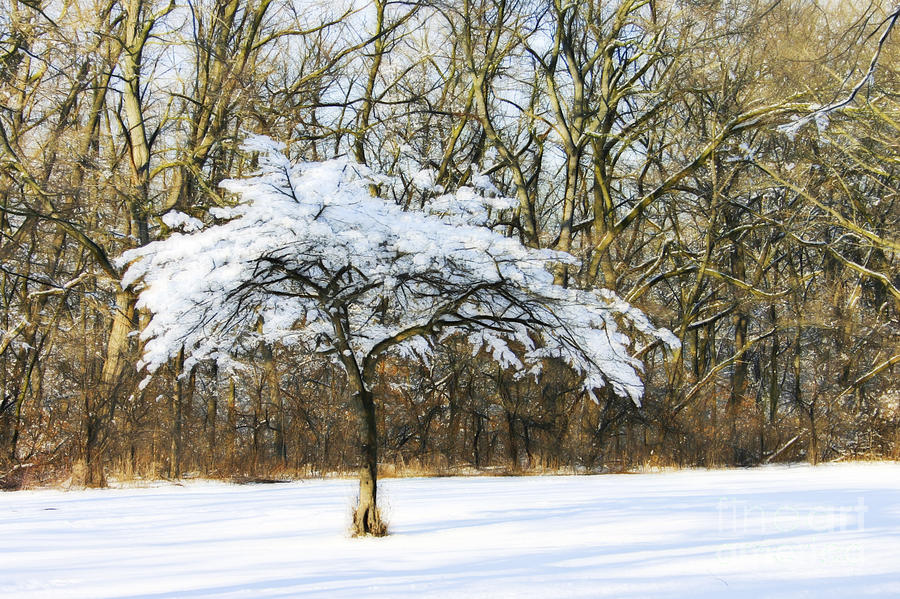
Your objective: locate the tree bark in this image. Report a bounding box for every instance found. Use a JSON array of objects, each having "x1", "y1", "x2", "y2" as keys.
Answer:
[
  {"x1": 352, "y1": 387, "x2": 385, "y2": 536},
  {"x1": 227, "y1": 378, "x2": 237, "y2": 471},
  {"x1": 807, "y1": 403, "x2": 819, "y2": 466},
  {"x1": 169, "y1": 350, "x2": 185, "y2": 479},
  {"x1": 79, "y1": 288, "x2": 136, "y2": 487},
  {"x1": 206, "y1": 389, "x2": 217, "y2": 474},
  {"x1": 505, "y1": 409, "x2": 519, "y2": 470},
  {"x1": 260, "y1": 340, "x2": 286, "y2": 466},
  {"x1": 81, "y1": 389, "x2": 107, "y2": 487}
]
